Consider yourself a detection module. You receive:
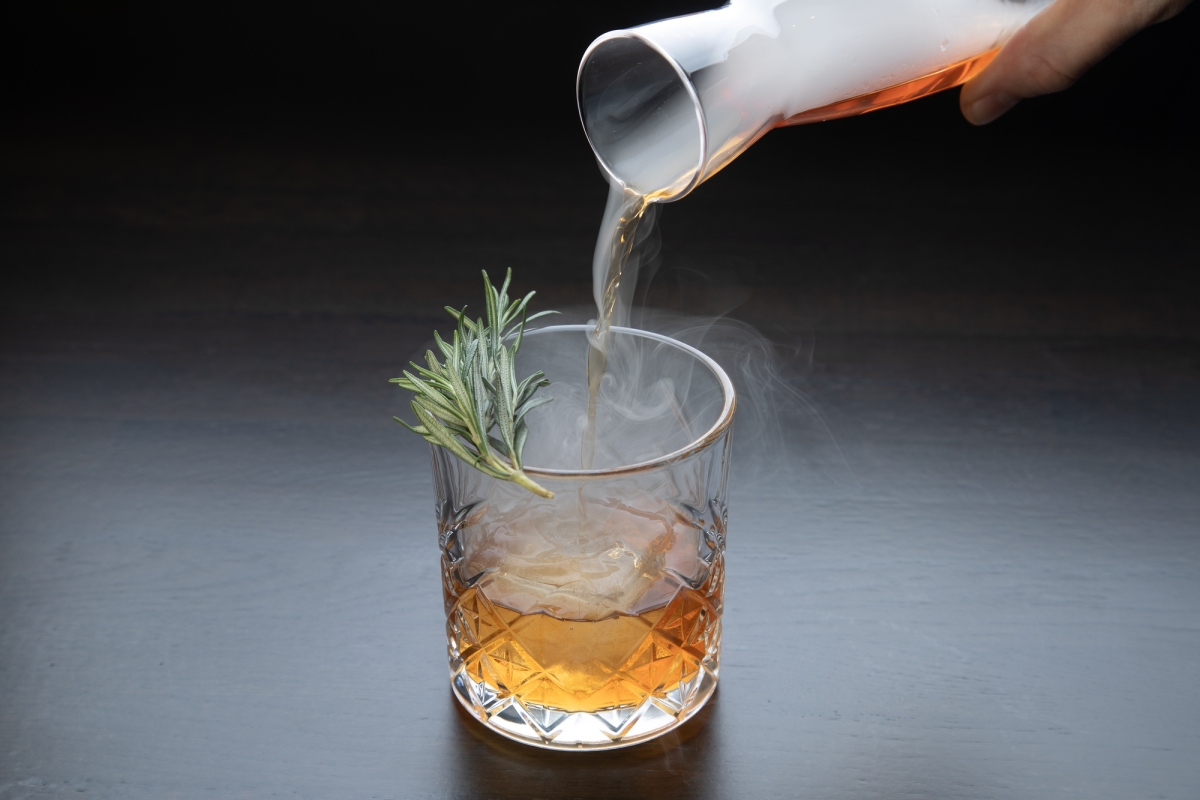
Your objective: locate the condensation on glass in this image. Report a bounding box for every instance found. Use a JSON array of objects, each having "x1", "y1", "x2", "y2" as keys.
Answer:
[
  {"x1": 432, "y1": 325, "x2": 735, "y2": 749},
  {"x1": 578, "y1": 0, "x2": 1054, "y2": 201}
]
